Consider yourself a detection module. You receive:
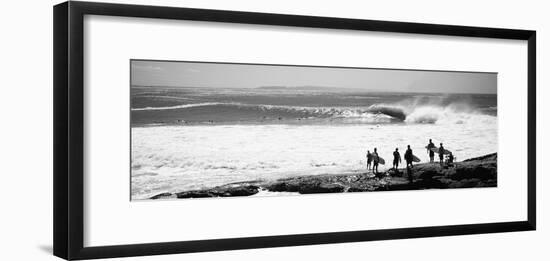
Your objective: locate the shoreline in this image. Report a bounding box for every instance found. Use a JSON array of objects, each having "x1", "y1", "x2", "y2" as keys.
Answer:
[{"x1": 147, "y1": 153, "x2": 497, "y2": 200}]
